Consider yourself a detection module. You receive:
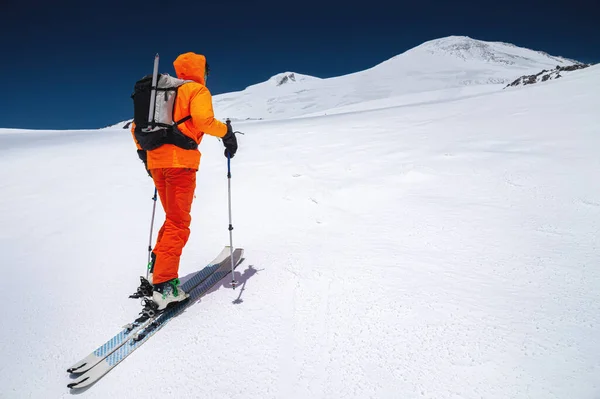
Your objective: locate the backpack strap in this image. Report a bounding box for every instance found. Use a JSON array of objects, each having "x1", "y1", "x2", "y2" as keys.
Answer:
[
  {"x1": 170, "y1": 82, "x2": 192, "y2": 127},
  {"x1": 175, "y1": 115, "x2": 191, "y2": 125}
]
